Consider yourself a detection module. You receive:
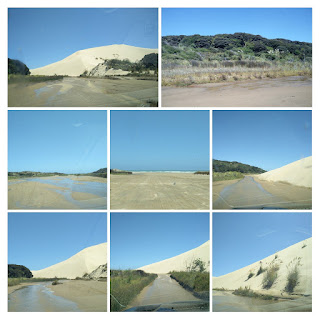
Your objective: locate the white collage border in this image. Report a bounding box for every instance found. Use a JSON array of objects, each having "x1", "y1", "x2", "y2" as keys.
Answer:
[{"x1": 1, "y1": 1, "x2": 319, "y2": 319}]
